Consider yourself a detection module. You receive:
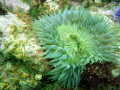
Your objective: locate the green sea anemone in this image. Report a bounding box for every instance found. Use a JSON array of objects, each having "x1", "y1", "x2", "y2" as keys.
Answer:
[{"x1": 33, "y1": 6, "x2": 119, "y2": 89}]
